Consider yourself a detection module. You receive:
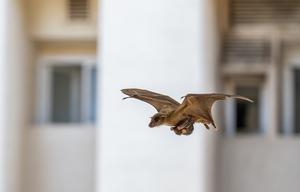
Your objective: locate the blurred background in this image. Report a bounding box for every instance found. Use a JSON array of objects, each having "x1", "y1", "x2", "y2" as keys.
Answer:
[{"x1": 0, "y1": 0, "x2": 299, "y2": 192}]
